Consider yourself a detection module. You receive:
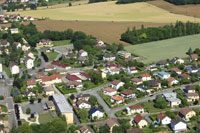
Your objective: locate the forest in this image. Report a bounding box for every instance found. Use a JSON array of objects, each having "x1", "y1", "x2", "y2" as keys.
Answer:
[
  {"x1": 116, "y1": 0, "x2": 151, "y2": 4},
  {"x1": 121, "y1": 21, "x2": 200, "y2": 45},
  {"x1": 165, "y1": 0, "x2": 200, "y2": 5},
  {"x1": 89, "y1": 0, "x2": 107, "y2": 3}
]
